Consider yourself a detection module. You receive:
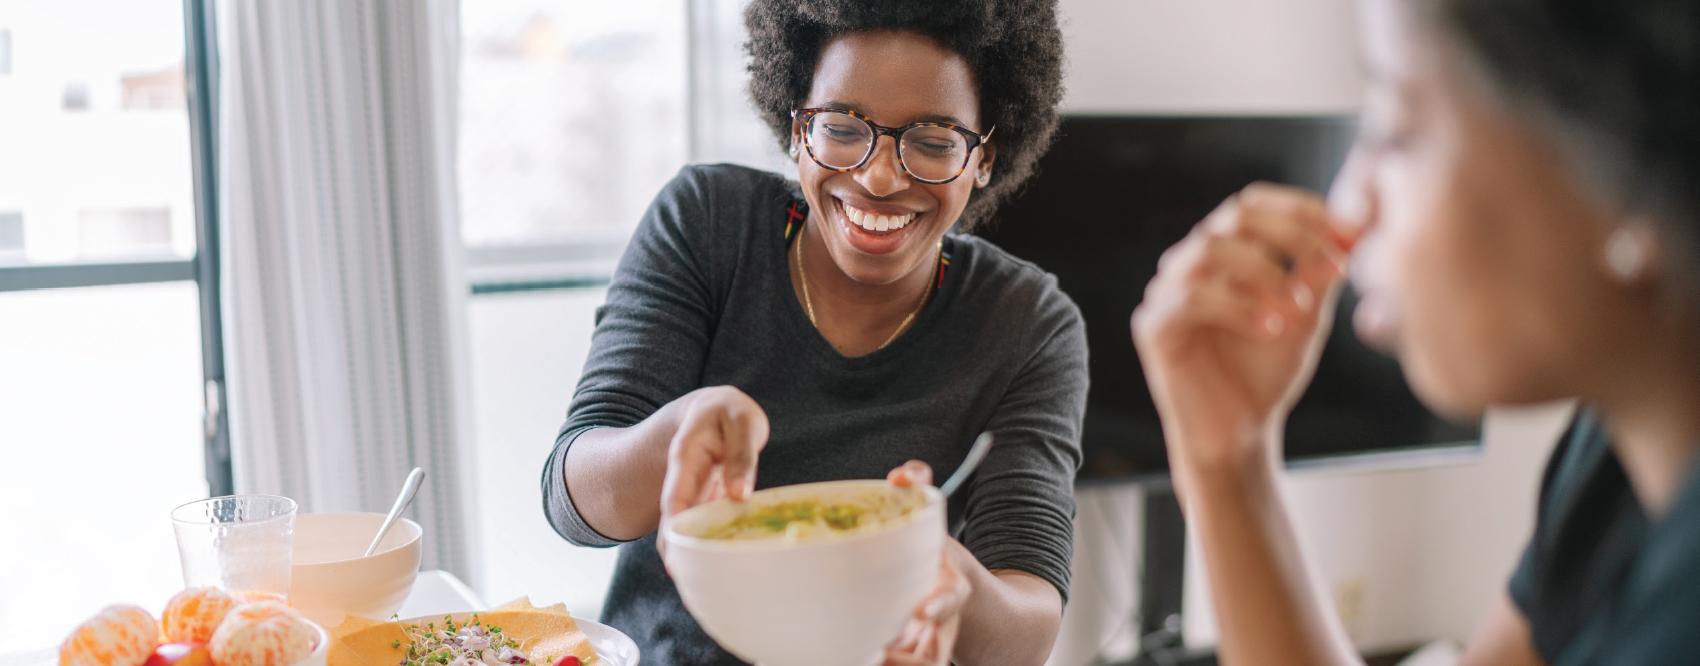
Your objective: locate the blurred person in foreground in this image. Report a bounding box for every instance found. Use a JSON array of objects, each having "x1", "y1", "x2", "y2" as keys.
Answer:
[{"x1": 1134, "y1": 0, "x2": 1700, "y2": 663}]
